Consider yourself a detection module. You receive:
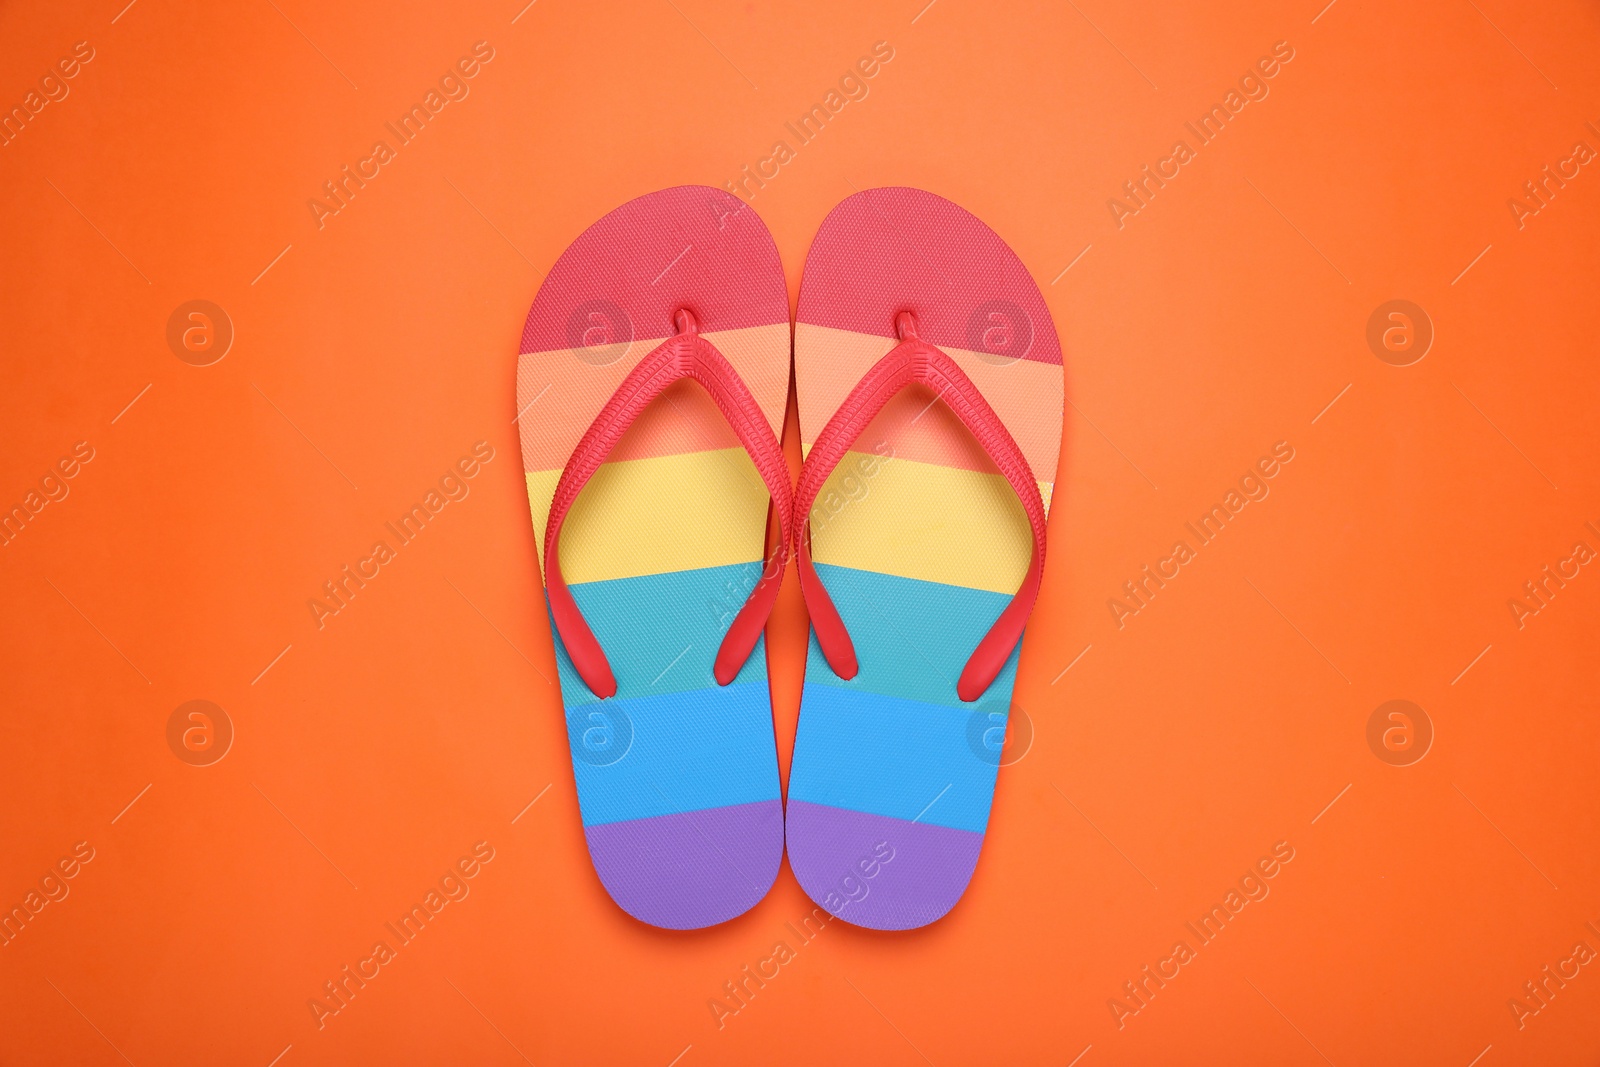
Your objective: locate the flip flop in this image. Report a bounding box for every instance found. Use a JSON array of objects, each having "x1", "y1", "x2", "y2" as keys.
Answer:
[
  {"x1": 517, "y1": 187, "x2": 792, "y2": 930},
  {"x1": 787, "y1": 188, "x2": 1063, "y2": 930}
]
